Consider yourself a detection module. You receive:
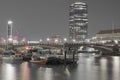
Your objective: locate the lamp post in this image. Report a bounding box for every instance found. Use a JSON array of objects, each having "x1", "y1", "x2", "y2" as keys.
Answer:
[
  {"x1": 72, "y1": 39, "x2": 76, "y2": 43},
  {"x1": 7, "y1": 20, "x2": 13, "y2": 50},
  {"x1": 8, "y1": 20, "x2": 13, "y2": 41},
  {"x1": 39, "y1": 39, "x2": 43, "y2": 45},
  {"x1": 55, "y1": 39, "x2": 58, "y2": 44},
  {"x1": 39, "y1": 39, "x2": 43, "y2": 42},
  {"x1": 46, "y1": 38, "x2": 50, "y2": 44},
  {"x1": 63, "y1": 38, "x2": 67, "y2": 42}
]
